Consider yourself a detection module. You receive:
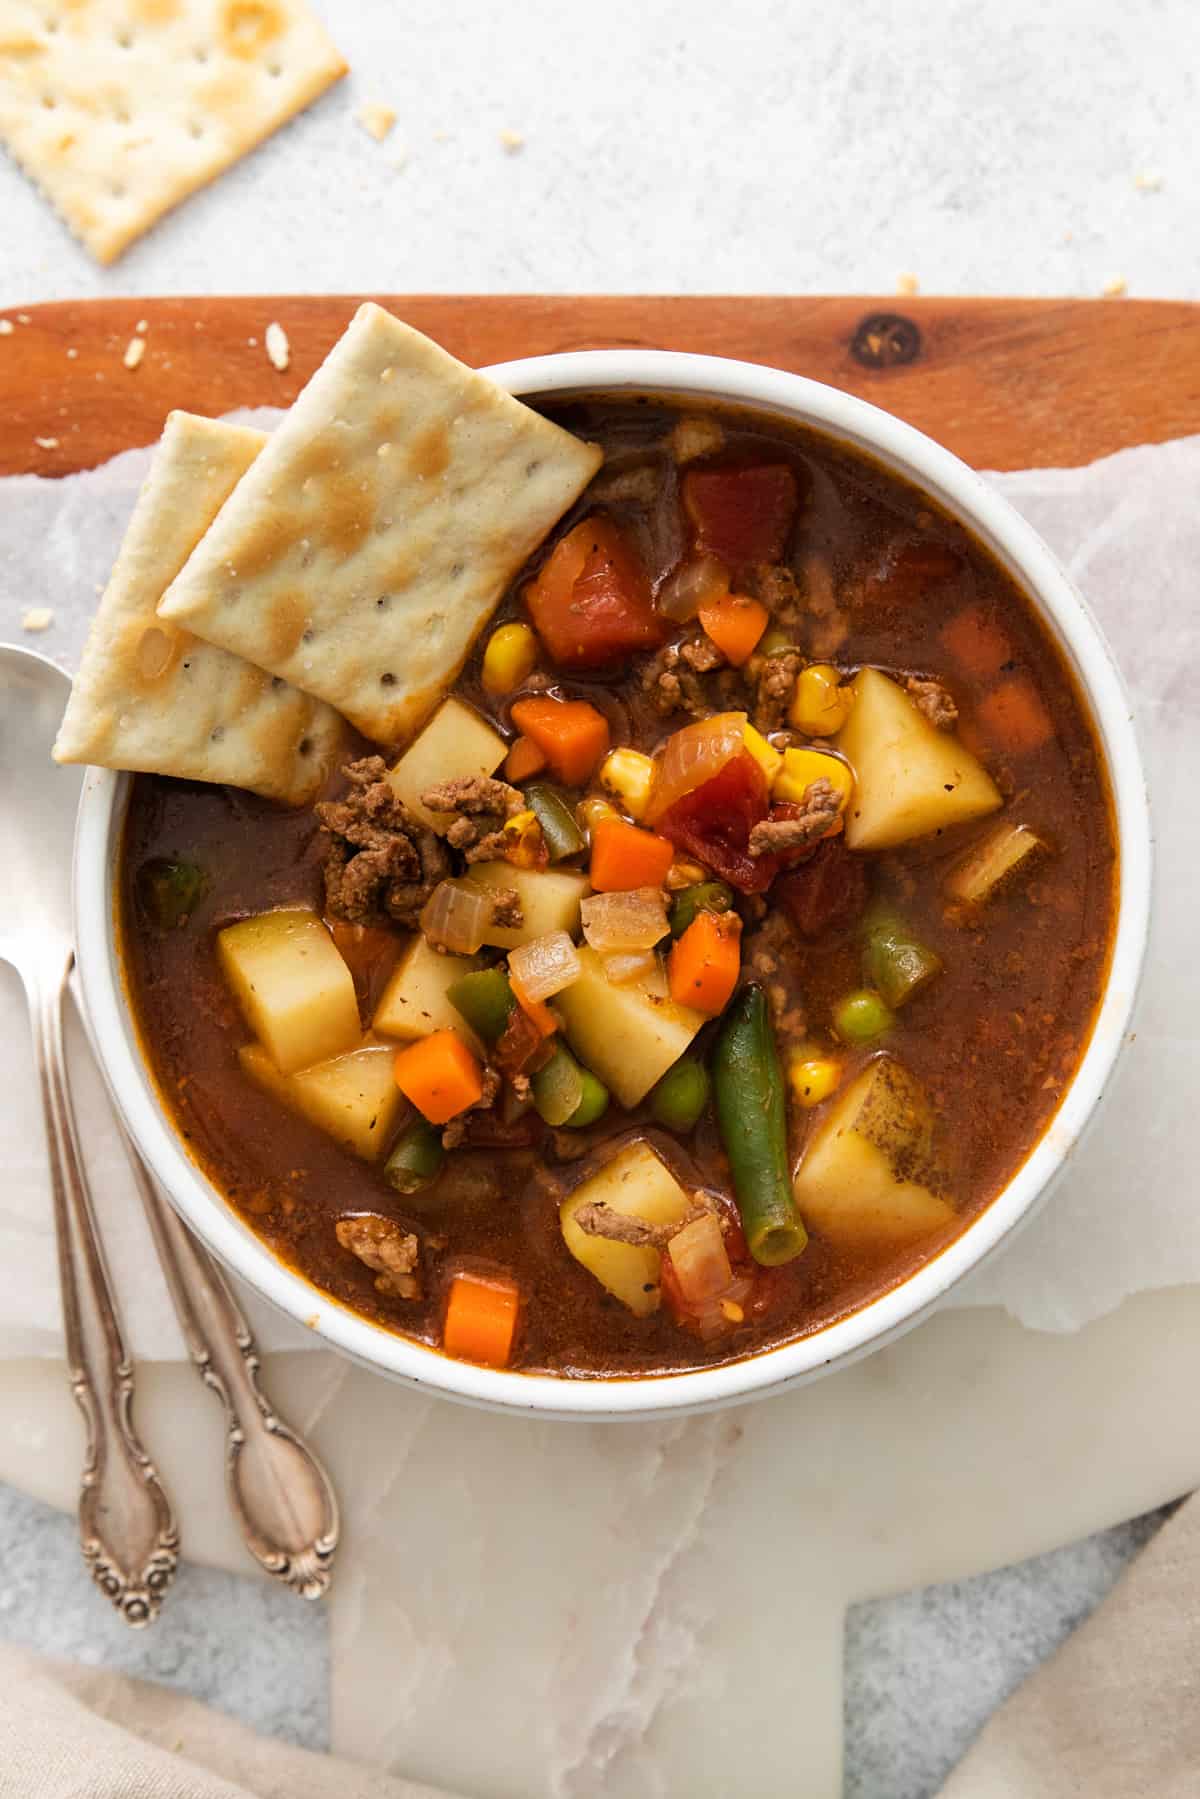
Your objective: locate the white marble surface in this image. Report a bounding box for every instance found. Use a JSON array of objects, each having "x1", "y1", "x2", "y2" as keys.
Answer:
[{"x1": 1, "y1": 0, "x2": 1197, "y2": 1791}]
